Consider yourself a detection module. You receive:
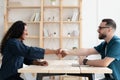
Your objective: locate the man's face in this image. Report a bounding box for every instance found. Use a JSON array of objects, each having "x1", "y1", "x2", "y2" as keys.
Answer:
[{"x1": 97, "y1": 22, "x2": 109, "y2": 39}]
